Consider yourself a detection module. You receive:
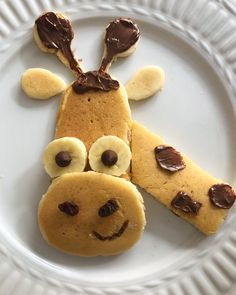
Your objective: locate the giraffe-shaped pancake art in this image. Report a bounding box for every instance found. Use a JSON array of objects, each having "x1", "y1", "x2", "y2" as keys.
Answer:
[{"x1": 34, "y1": 12, "x2": 235, "y2": 256}]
